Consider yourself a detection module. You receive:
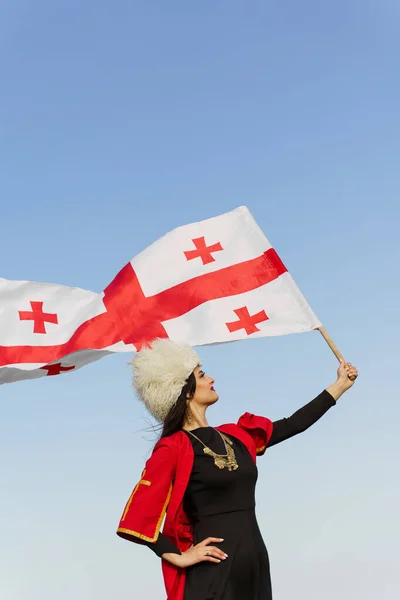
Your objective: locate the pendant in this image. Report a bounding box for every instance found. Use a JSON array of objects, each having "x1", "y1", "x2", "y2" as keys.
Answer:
[
  {"x1": 227, "y1": 445, "x2": 238, "y2": 471},
  {"x1": 202, "y1": 441, "x2": 238, "y2": 471},
  {"x1": 214, "y1": 457, "x2": 226, "y2": 469},
  {"x1": 227, "y1": 458, "x2": 238, "y2": 471}
]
